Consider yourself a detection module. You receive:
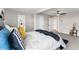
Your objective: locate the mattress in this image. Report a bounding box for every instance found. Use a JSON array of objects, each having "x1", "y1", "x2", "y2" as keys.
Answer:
[{"x1": 59, "y1": 33, "x2": 79, "y2": 50}]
